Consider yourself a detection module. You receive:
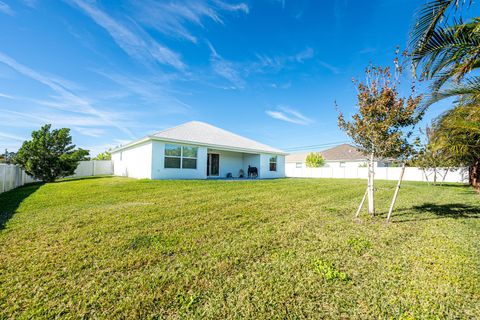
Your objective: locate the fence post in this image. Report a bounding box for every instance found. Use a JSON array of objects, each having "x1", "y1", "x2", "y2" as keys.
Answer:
[{"x1": 92, "y1": 160, "x2": 96, "y2": 176}]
